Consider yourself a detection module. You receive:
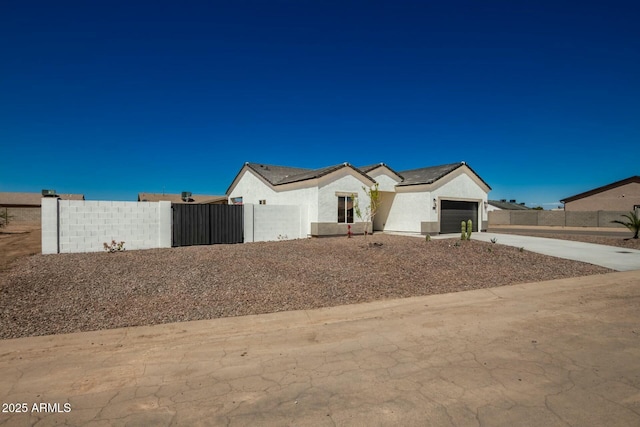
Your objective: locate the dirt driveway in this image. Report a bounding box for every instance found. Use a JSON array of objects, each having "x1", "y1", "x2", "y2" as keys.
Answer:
[
  {"x1": 1, "y1": 270, "x2": 639, "y2": 426},
  {"x1": 0, "y1": 224, "x2": 40, "y2": 272}
]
